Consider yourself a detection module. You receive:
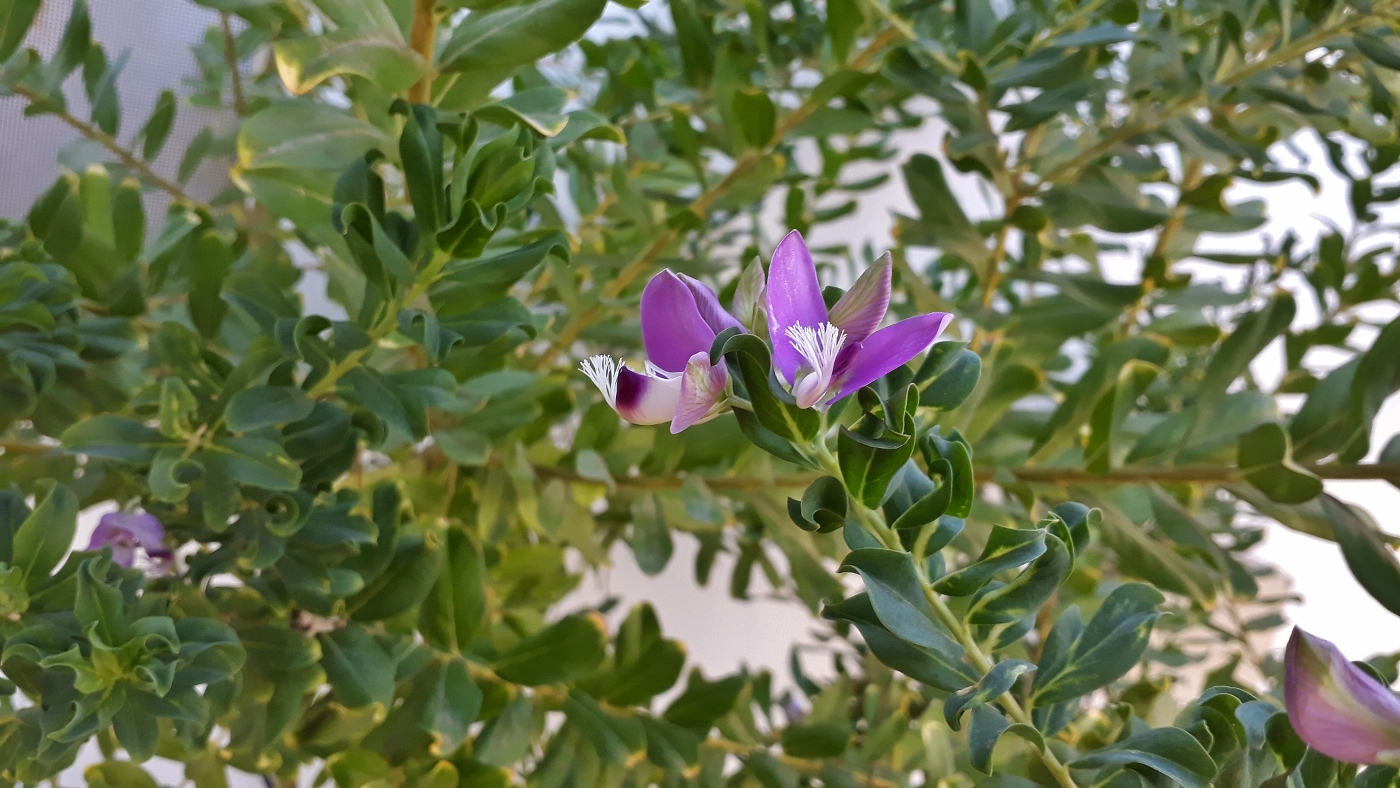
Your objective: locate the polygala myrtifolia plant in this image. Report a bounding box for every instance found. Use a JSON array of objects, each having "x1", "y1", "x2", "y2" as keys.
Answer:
[{"x1": 6, "y1": 0, "x2": 1400, "y2": 785}]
